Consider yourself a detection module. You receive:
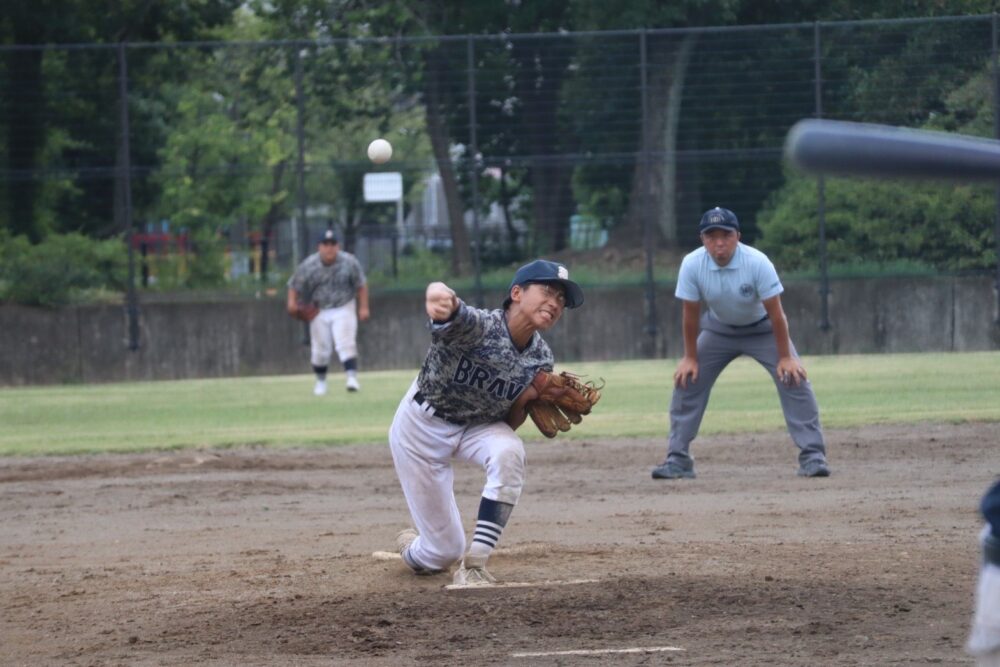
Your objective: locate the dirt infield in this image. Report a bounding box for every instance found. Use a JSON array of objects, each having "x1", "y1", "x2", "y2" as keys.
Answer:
[{"x1": 1, "y1": 422, "x2": 995, "y2": 666}]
